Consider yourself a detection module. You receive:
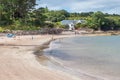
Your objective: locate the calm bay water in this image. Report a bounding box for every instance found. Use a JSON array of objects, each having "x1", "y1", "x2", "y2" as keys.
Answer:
[{"x1": 44, "y1": 36, "x2": 120, "y2": 80}]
